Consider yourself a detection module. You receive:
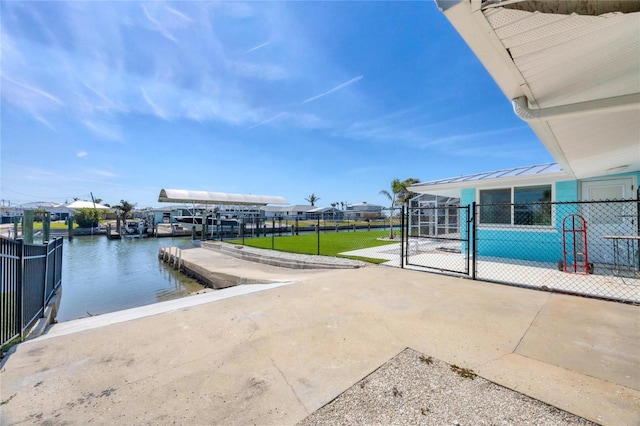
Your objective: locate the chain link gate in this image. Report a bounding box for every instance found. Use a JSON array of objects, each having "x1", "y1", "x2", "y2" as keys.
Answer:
[{"x1": 404, "y1": 204, "x2": 471, "y2": 274}]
